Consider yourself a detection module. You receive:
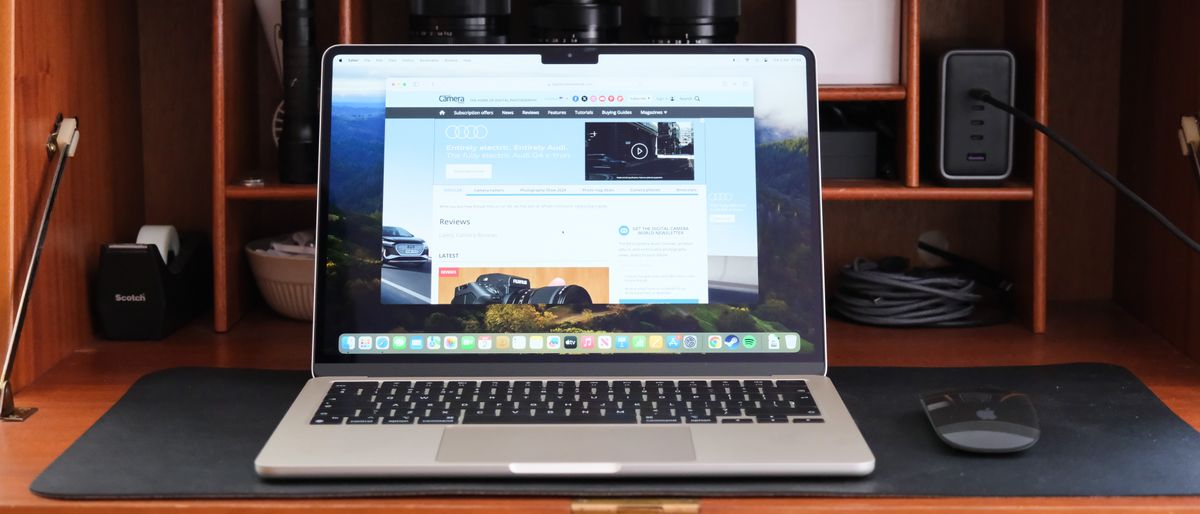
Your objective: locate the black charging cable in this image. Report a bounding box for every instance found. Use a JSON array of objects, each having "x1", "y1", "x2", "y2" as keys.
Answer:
[
  {"x1": 831, "y1": 243, "x2": 1013, "y2": 328},
  {"x1": 970, "y1": 88, "x2": 1200, "y2": 255}
]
